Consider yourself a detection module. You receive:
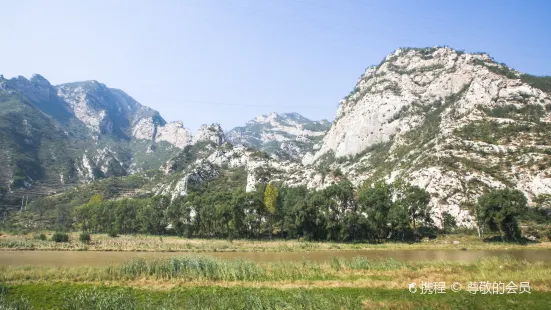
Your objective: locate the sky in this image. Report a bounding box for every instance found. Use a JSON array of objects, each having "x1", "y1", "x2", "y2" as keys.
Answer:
[{"x1": 1, "y1": 0, "x2": 550, "y2": 132}]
